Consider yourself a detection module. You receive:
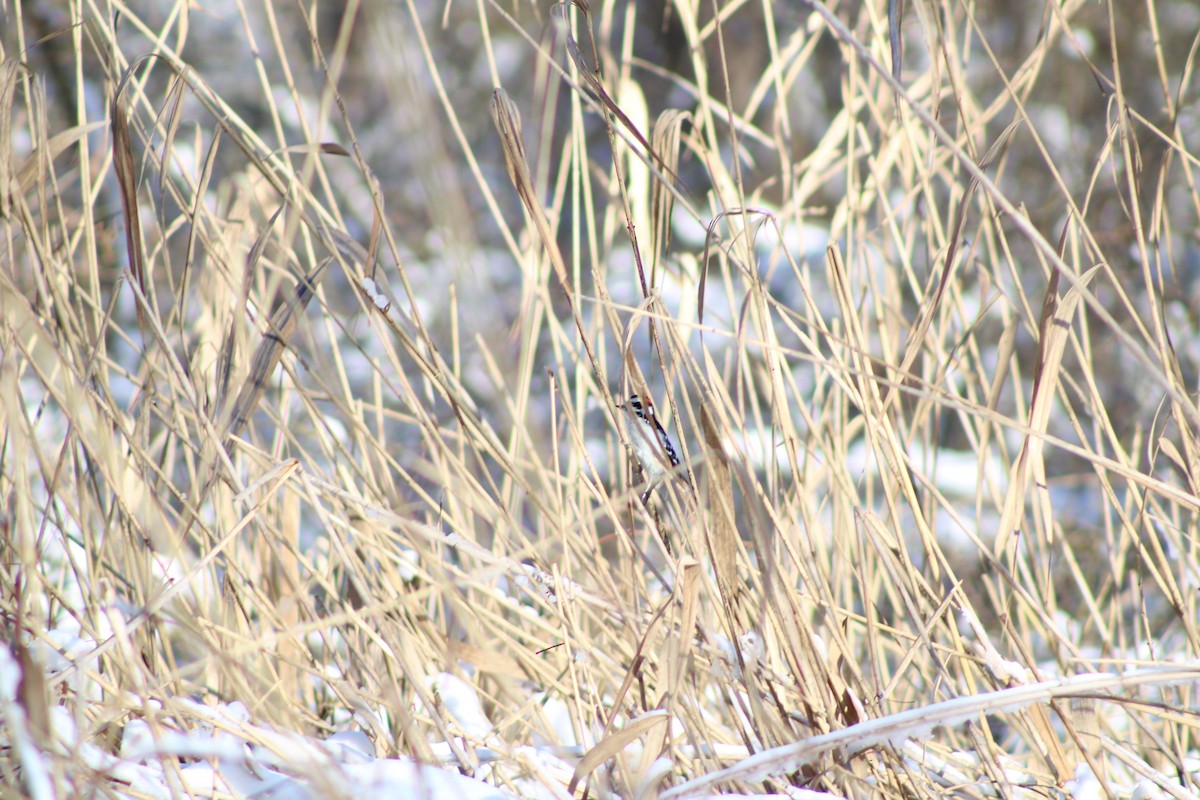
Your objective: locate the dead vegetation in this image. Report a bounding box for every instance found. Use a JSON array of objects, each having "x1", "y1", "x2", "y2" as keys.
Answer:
[{"x1": 3, "y1": 0, "x2": 1200, "y2": 797}]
